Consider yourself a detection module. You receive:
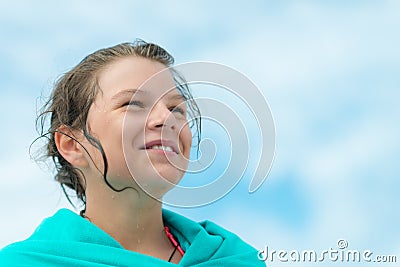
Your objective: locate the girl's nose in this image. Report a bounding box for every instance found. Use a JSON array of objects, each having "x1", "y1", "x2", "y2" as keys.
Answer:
[{"x1": 146, "y1": 102, "x2": 176, "y2": 130}]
